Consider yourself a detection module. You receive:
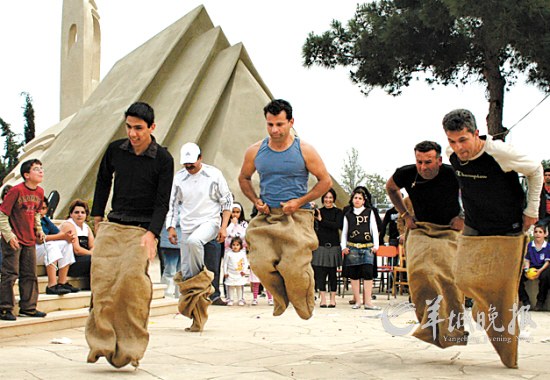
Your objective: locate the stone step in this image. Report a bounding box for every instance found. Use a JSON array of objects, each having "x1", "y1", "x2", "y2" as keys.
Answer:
[
  {"x1": 14, "y1": 276, "x2": 90, "y2": 296},
  {"x1": 0, "y1": 297, "x2": 179, "y2": 339},
  {"x1": 13, "y1": 283, "x2": 168, "y2": 314}
]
